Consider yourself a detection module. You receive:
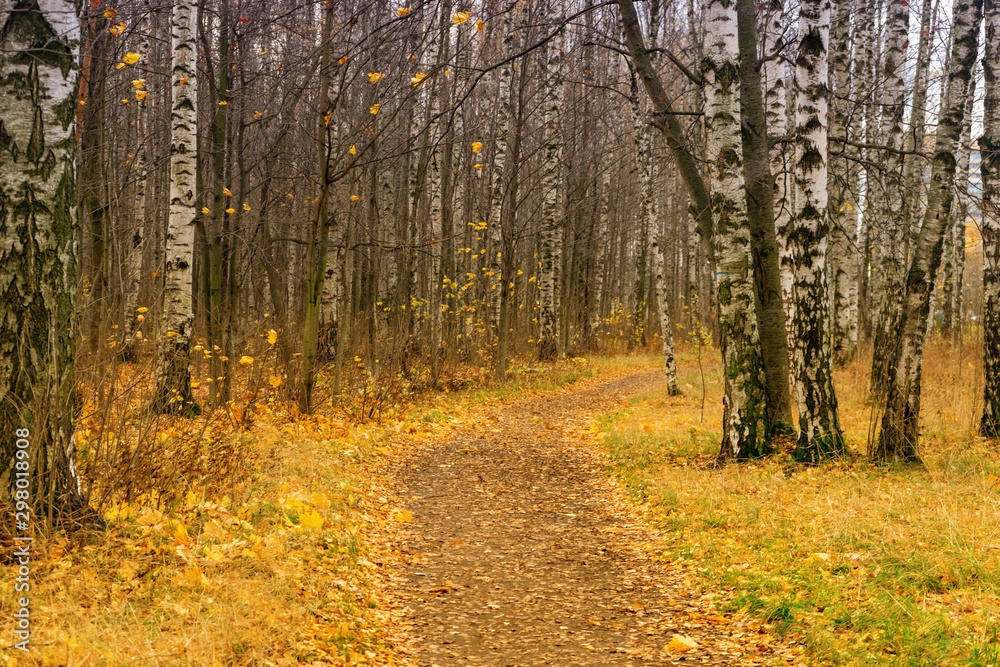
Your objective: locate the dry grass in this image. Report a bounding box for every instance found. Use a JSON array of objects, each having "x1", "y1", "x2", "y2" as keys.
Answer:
[{"x1": 599, "y1": 340, "x2": 1000, "y2": 666}]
